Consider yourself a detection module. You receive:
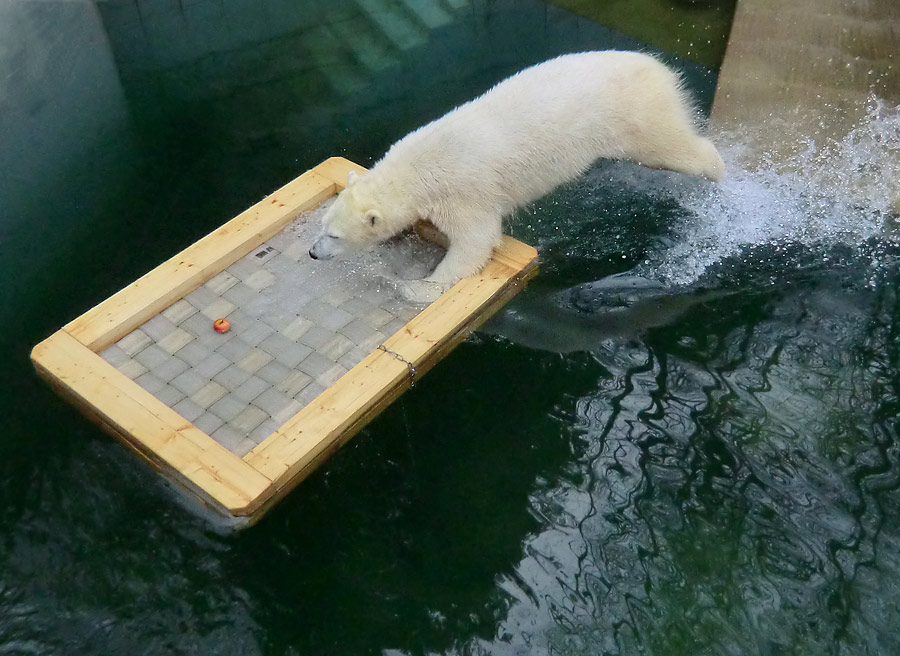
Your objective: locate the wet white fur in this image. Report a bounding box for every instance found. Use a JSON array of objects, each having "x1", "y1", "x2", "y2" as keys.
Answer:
[{"x1": 311, "y1": 51, "x2": 724, "y2": 300}]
